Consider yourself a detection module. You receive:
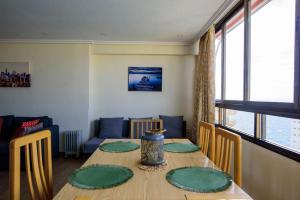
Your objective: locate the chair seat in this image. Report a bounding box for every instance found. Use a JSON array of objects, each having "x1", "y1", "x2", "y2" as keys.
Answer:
[{"x1": 83, "y1": 137, "x2": 105, "y2": 154}]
